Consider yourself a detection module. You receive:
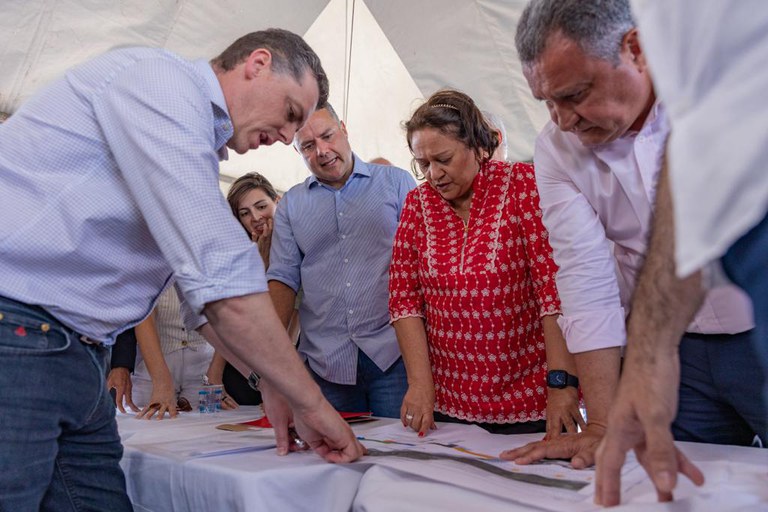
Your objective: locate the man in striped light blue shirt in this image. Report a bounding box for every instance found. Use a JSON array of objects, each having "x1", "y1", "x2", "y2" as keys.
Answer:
[
  {"x1": 0, "y1": 29, "x2": 364, "y2": 511},
  {"x1": 268, "y1": 104, "x2": 416, "y2": 418}
]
